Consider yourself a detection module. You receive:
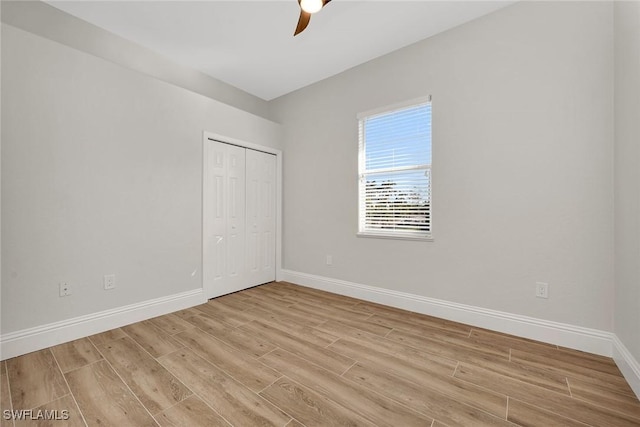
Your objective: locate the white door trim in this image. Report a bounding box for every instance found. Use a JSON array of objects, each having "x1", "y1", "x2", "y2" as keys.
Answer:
[{"x1": 202, "y1": 131, "x2": 283, "y2": 299}]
